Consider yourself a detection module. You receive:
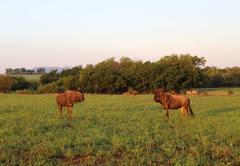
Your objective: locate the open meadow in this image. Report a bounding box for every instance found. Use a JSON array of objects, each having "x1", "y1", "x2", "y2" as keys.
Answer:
[
  {"x1": 0, "y1": 90, "x2": 240, "y2": 165},
  {"x1": 11, "y1": 75, "x2": 41, "y2": 80}
]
